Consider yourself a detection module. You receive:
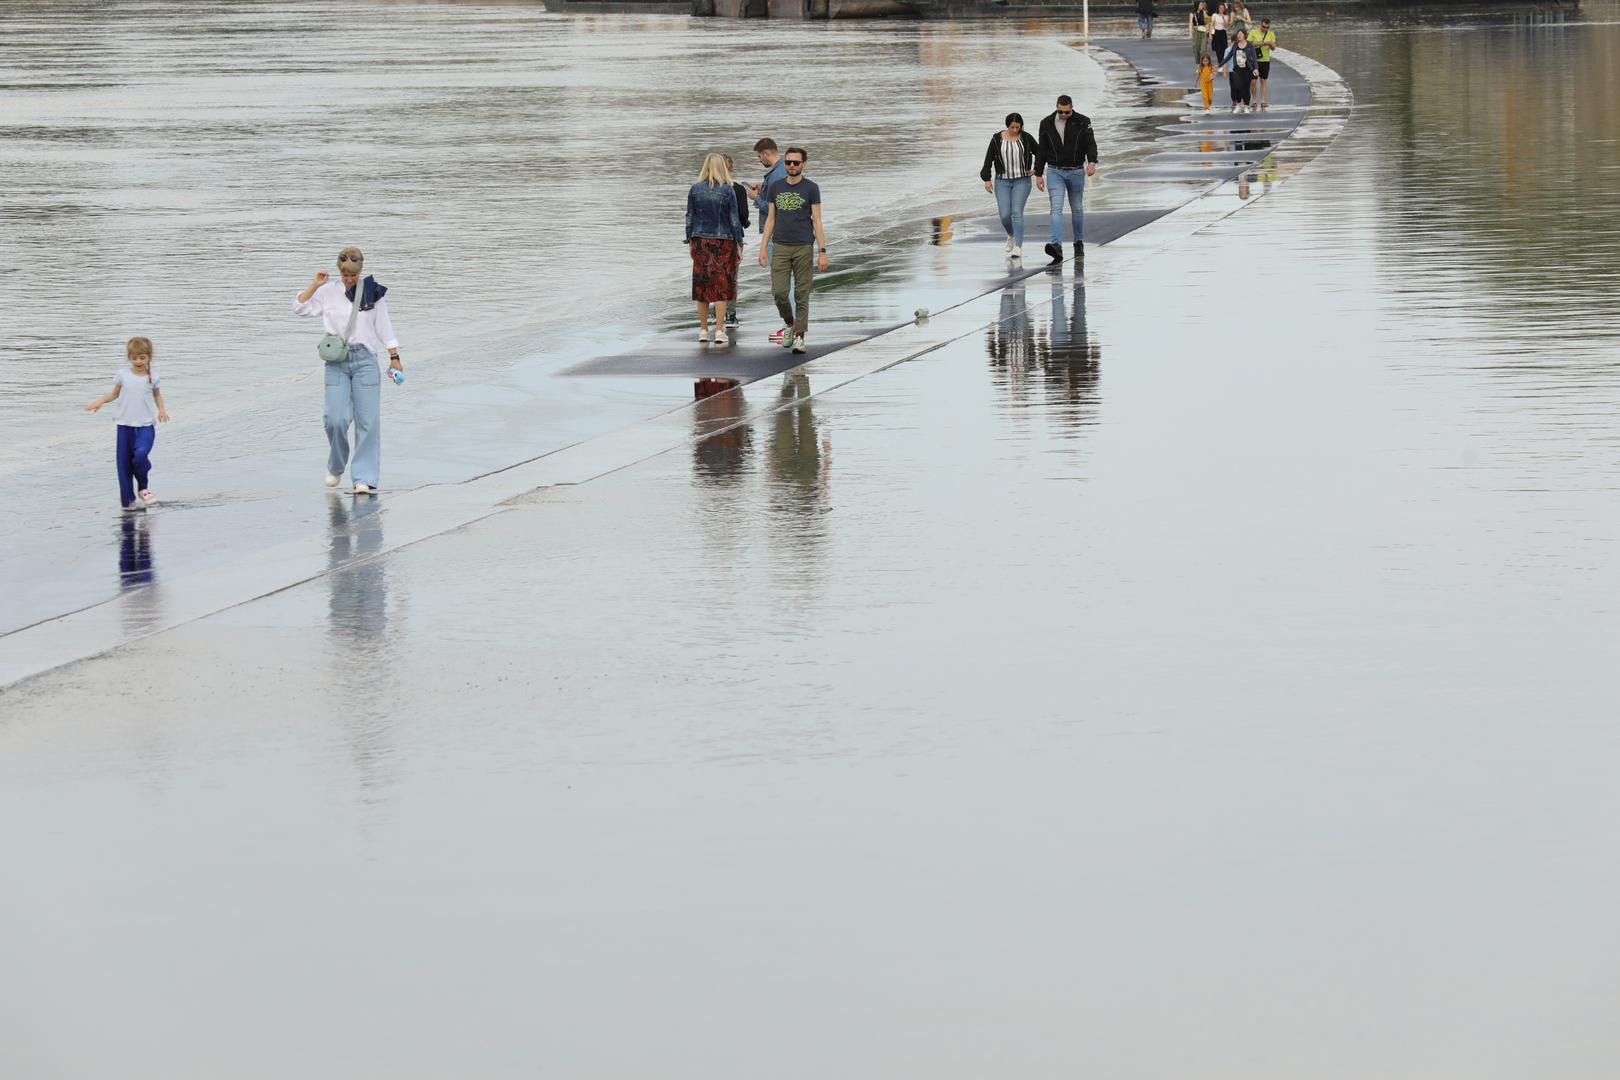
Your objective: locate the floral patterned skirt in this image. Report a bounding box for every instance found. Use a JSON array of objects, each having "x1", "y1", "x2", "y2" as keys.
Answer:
[{"x1": 691, "y1": 237, "x2": 740, "y2": 303}]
